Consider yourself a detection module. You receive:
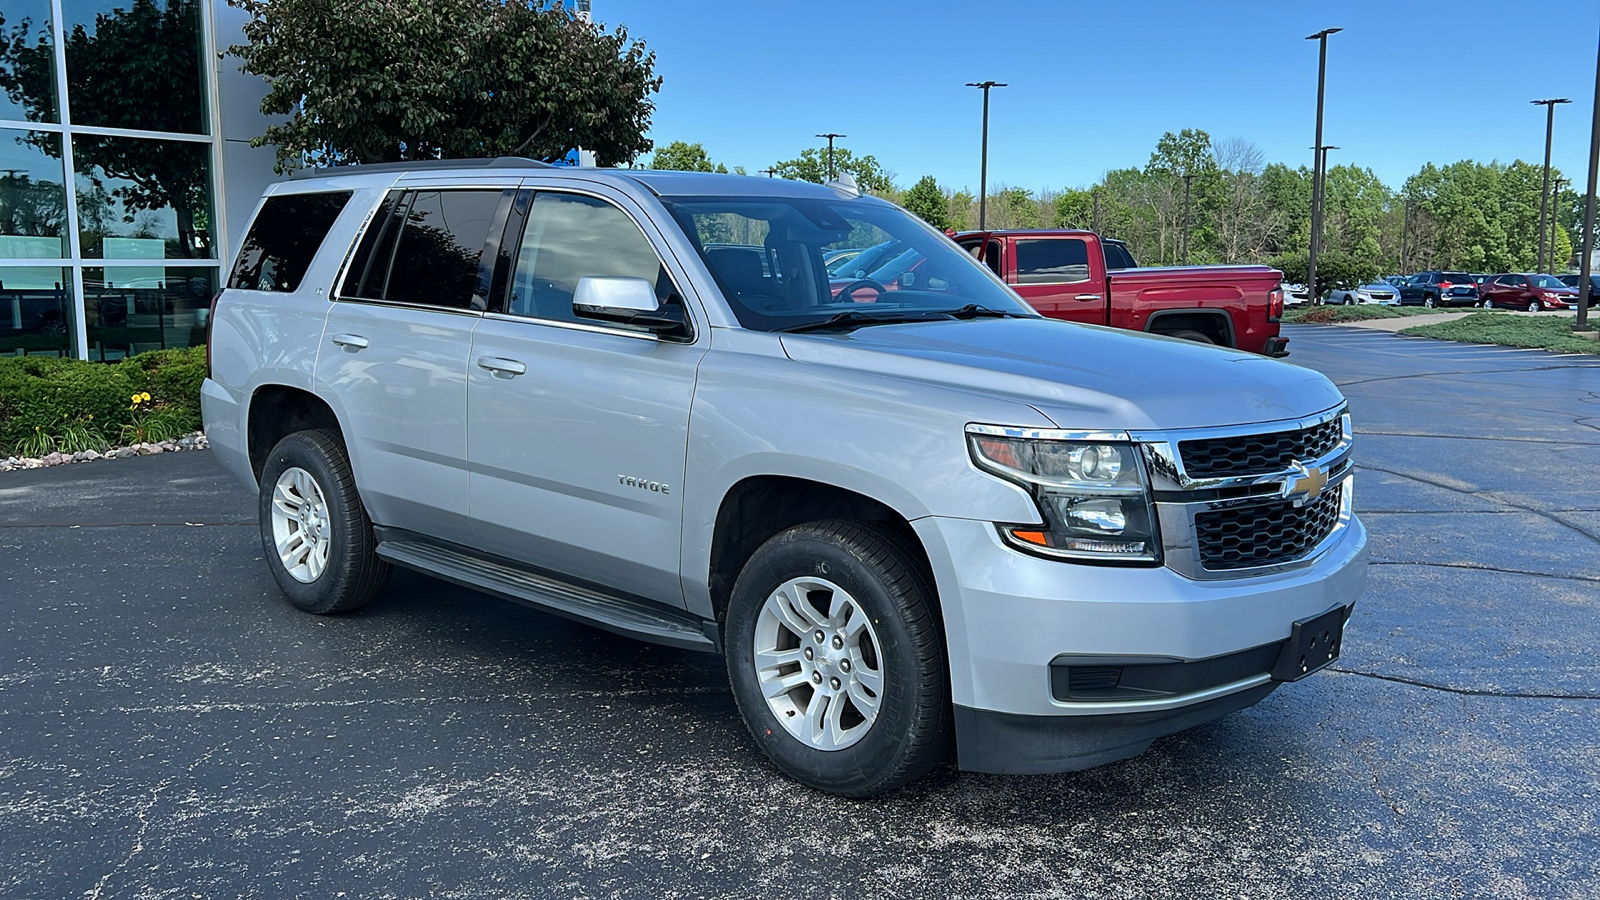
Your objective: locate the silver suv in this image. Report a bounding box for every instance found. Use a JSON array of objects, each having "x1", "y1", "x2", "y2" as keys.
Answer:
[{"x1": 203, "y1": 158, "x2": 1367, "y2": 797}]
